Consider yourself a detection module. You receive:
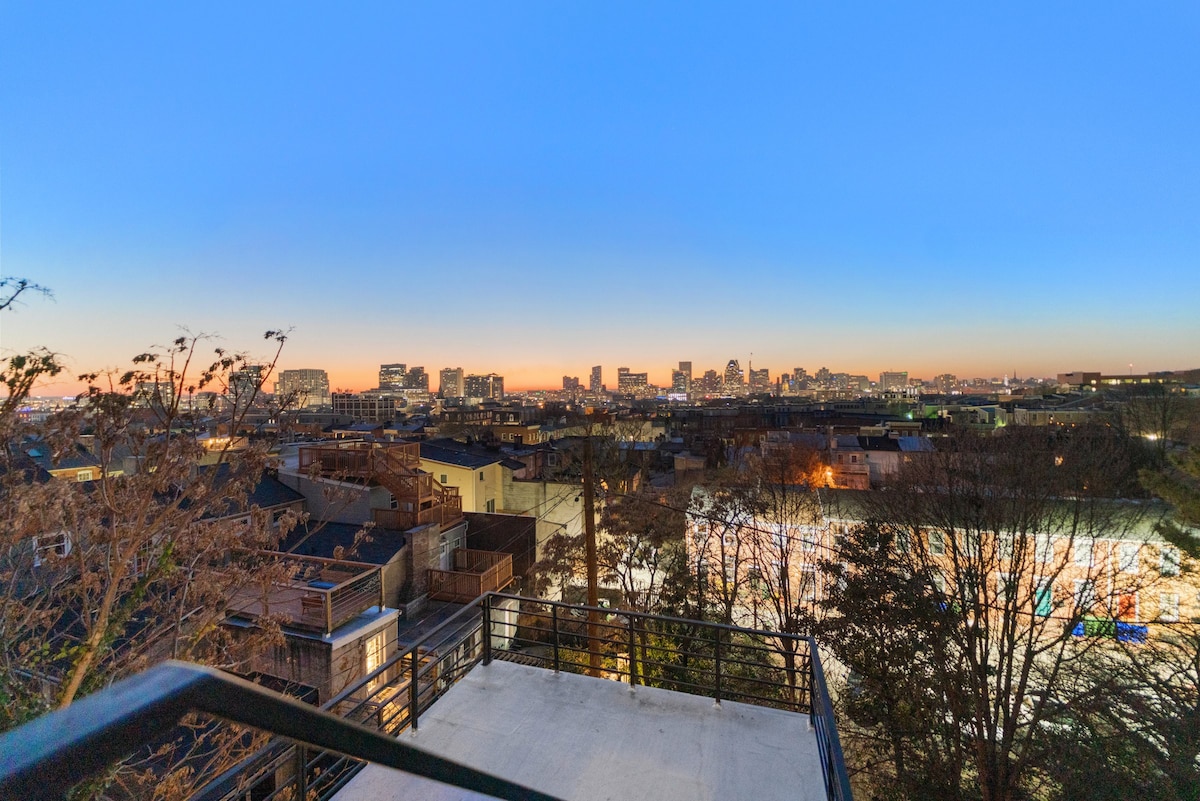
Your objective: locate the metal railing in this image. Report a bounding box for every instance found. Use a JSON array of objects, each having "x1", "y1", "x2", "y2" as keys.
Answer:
[
  {"x1": 0, "y1": 660, "x2": 562, "y2": 801},
  {"x1": 0, "y1": 593, "x2": 853, "y2": 801}
]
